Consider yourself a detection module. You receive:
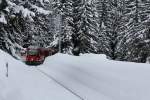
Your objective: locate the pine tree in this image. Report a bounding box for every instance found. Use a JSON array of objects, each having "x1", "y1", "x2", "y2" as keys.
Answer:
[
  {"x1": 0, "y1": 0, "x2": 53, "y2": 56},
  {"x1": 96, "y1": 0, "x2": 124, "y2": 59},
  {"x1": 115, "y1": 0, "x2": 150, "y2": 62},
  {"x1": 52, "y1": 0, "x2": 74, "y2": 53},
  {"x1": 95, "y1": 0, "x2": 112, "y2": 57},
  {"x1": 0, "y1": 0, "x2": 9, "y2": 52},
  {"x1": 70, "y1": 0, "x2": 99, "y2": 55}
]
